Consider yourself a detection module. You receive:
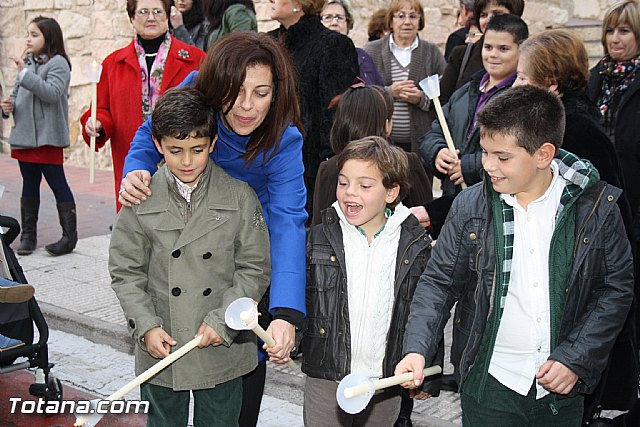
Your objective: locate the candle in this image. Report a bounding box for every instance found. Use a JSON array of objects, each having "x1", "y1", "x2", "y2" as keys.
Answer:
[
  {"x1": 89, "y1": 60, "x2": 98, "y2": 184},
  {"x1": 0, "y1": 70, "x2": 15, "y2": 128}
]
